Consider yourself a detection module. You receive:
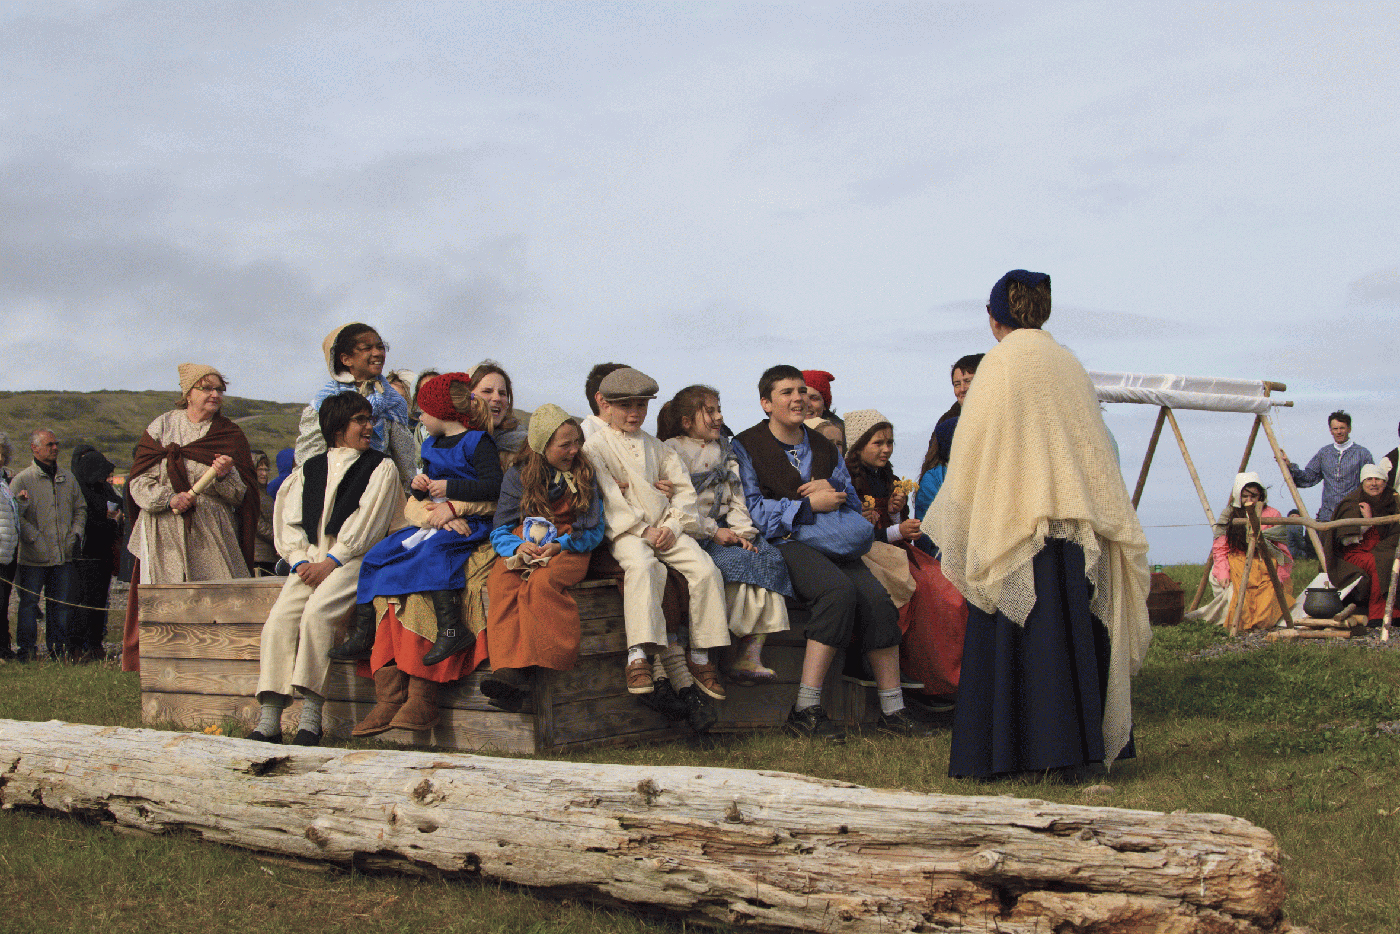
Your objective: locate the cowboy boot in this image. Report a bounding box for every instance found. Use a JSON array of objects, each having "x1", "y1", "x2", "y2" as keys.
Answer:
[
  {"x1": 387, "y1": 675, "x2": 441, "y2": 732},
  {"x1": 350, "y1": 665, "x2": 410, "y2": 736},
  {"x1": 328, "y1": 602, "x2": 379, "y2": 661},
  {"x1": 420, "y1": 590, "x2": 474, "y2": 666}
]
